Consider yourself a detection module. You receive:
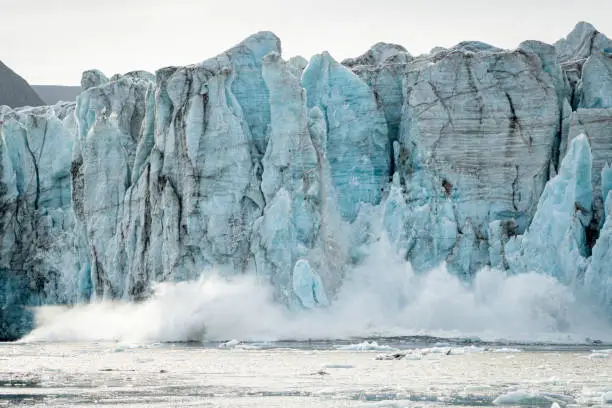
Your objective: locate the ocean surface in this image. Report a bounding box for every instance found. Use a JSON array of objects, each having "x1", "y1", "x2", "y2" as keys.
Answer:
[{"x1": 1, "y1": 338, "x2": 611, "y2": 407}]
